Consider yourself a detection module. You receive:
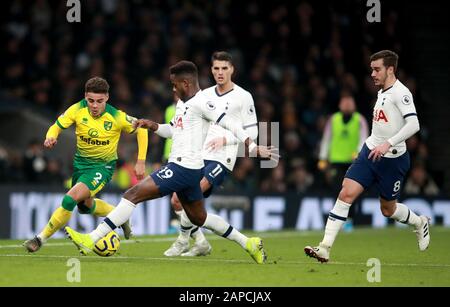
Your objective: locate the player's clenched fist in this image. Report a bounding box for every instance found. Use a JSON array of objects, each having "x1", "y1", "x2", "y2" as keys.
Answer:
[{"x1": 43, "y1": 137, "x2": 57, "y2": 148}]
